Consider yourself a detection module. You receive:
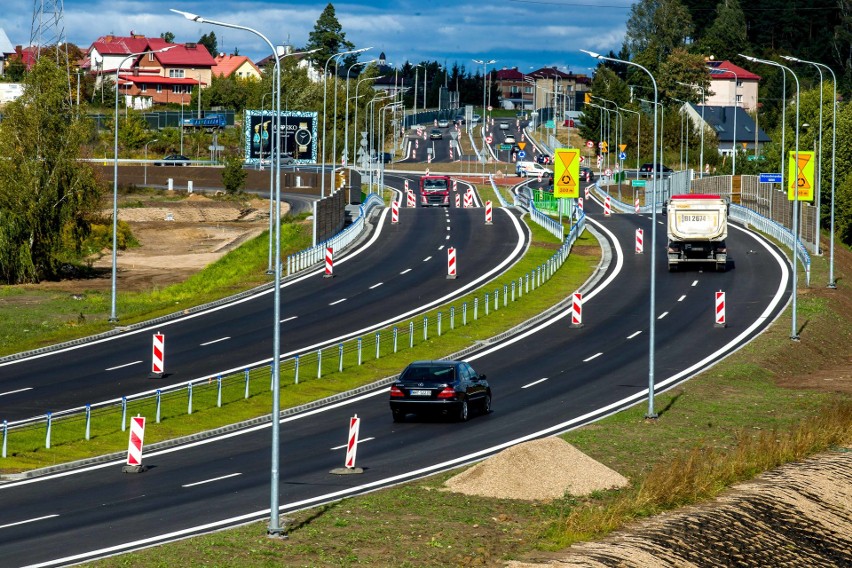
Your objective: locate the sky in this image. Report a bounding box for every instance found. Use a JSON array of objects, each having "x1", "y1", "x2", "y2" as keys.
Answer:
[{"x1": 5, "y1": 0, "x2": 634, "y2": 76}]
